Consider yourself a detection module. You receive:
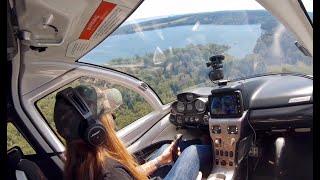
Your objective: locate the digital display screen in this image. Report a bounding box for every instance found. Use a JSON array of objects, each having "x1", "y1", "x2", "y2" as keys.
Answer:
[{"x1": 210, "y1": 95, "x2": 239, "y2": 115}]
